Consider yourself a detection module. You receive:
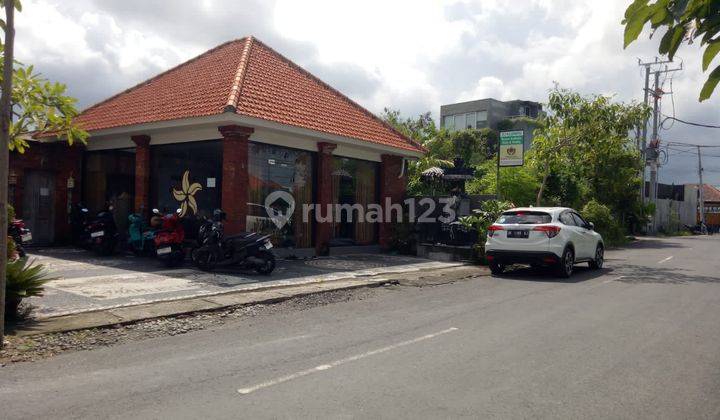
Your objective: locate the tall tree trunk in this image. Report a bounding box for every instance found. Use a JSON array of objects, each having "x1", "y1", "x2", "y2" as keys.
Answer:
[
  {"x1": 536, "y1": 165, "x2": 549, "y2": 207},
  {"x1": 0, "y1": 0, "x2": 15, "y2": 349}
]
